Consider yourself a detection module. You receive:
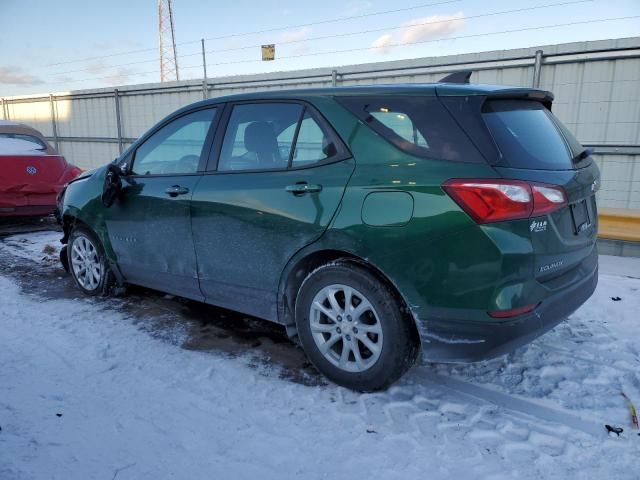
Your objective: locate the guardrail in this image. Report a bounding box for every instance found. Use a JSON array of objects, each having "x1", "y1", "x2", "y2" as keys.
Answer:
[{"x1": 598, "y1": 208, "x2": 640, "y2": 242}]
